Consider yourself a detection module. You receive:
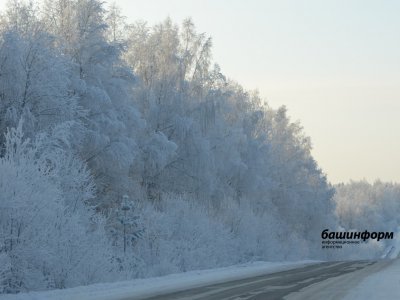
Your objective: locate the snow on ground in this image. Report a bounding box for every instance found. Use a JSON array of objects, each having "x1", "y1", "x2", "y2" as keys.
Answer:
[
  {"x1": 343, "y1": 258, "x2": 400, "y2": 300},
  {"x1": 0, "y1": 261, "x2": 317, "y2": 300},
  {"x1": 344, "y1": 237, "x2": 400, "y2": 300}
]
